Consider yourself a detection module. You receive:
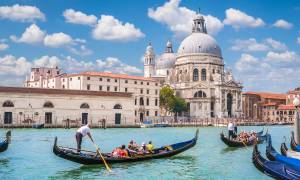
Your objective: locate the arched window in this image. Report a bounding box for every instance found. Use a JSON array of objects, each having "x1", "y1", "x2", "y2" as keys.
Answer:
[
  {"x1": 193, "y1": 69, "x2": 199, "y2": 81},
  {"x1": 3, "y1": 100, "x2": 14, "y2": 107},
  {"x1": 194, "y1": 91, "x2": 207, "y2": 98},
  {"x1": 80, "y1": 103, "x2": 90, "y2": 109},
  {"x1": 139, "y1": 97, "x2": 144, "y2": 106},
  {"x1": 201, "y1": 69, "x2": 206, "y2": 81},
  {"x1": 114, "y1": 104, "x2": 122, "y2": 109},
  {"x1": 43, "y1": 101, "x2": 54, "y2": 108}
]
